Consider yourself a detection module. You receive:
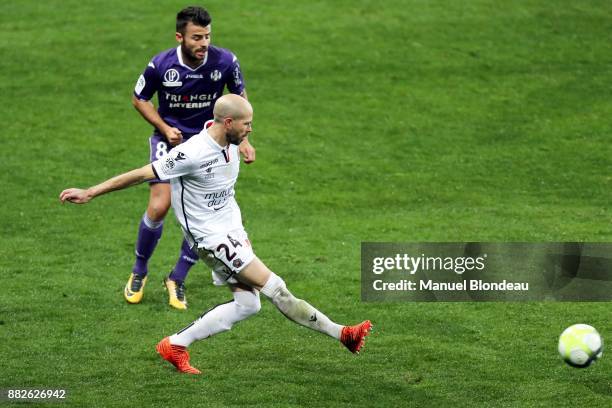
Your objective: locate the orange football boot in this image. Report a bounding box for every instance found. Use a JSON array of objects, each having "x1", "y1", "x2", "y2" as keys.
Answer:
[
  {"x1": 340, "y1": 320, "x2": 372, "y2": 354},
  {"x1": 156, "y1": 337, "x2": 201, "y2": 374}
]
